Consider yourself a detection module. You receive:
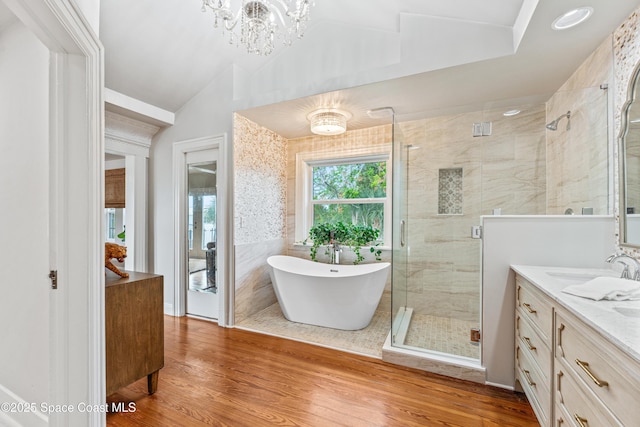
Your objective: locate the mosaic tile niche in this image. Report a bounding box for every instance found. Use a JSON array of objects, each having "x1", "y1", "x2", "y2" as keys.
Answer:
[{"x1": 438, "y1": 168, "x2": 463, "y2": 215}]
